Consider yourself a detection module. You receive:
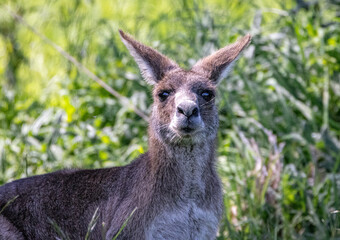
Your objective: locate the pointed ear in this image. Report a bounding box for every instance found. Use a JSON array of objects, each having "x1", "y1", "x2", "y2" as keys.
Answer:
[
  {"x1": 191, "y1": 34, "x2": 251, "y2": 84},
  {"x1": 119, "y1": 30, "x2": 179, "y2": 85}
]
